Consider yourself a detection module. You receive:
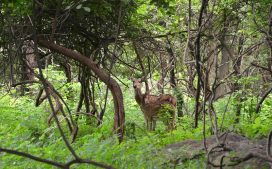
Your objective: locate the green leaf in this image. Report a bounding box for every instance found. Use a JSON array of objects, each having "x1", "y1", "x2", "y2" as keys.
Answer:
[
  {"x1": 83, "y1": 7, "x2": 91, "y2": 12},
  {"x1": 76, "y1": 4, "x2": 82, "y2": 9}
]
